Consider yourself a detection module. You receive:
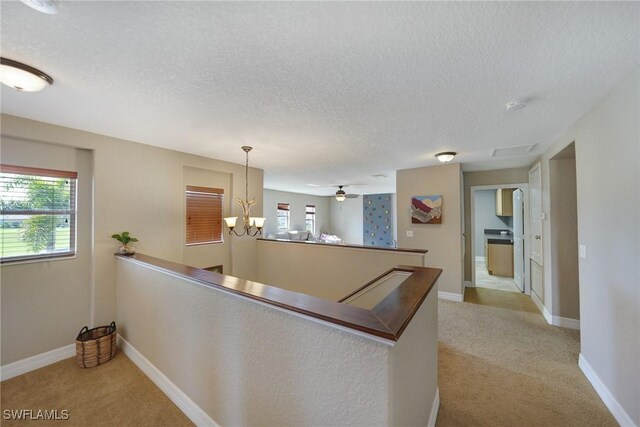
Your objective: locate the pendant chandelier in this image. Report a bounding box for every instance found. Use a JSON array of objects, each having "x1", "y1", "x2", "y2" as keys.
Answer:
[{"x1": 223, "y1": 146, "x2": 265, "y2": 237}]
